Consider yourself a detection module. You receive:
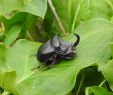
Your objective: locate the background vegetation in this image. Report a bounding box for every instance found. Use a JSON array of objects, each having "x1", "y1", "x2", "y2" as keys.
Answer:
[{"x1": 0, "y1": 0, "x2": 113, "y2": 95}]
